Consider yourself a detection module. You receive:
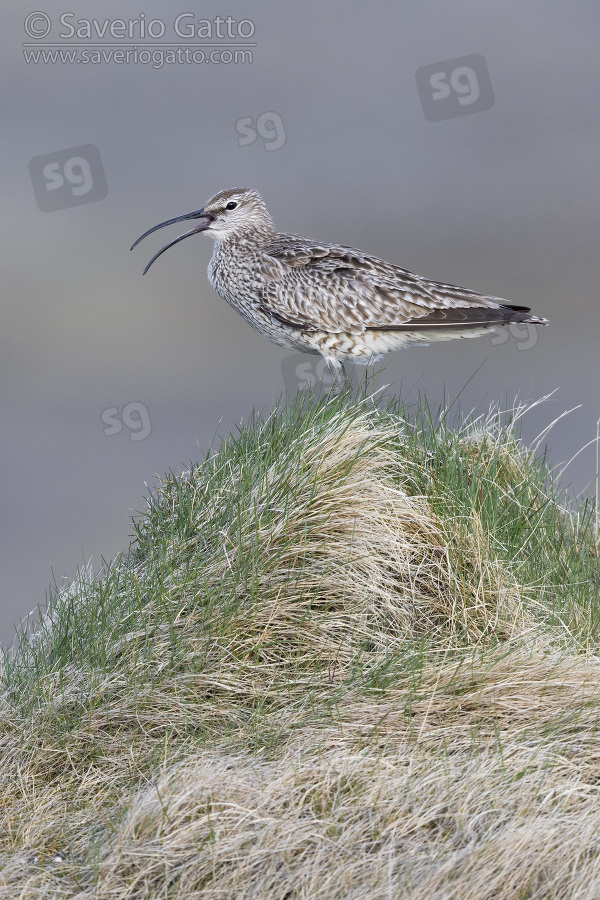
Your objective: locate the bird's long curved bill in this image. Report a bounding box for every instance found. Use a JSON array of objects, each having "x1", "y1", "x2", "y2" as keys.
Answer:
[{"x1": 130, "y1": 208, "x2": 214, "y2": 274}]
